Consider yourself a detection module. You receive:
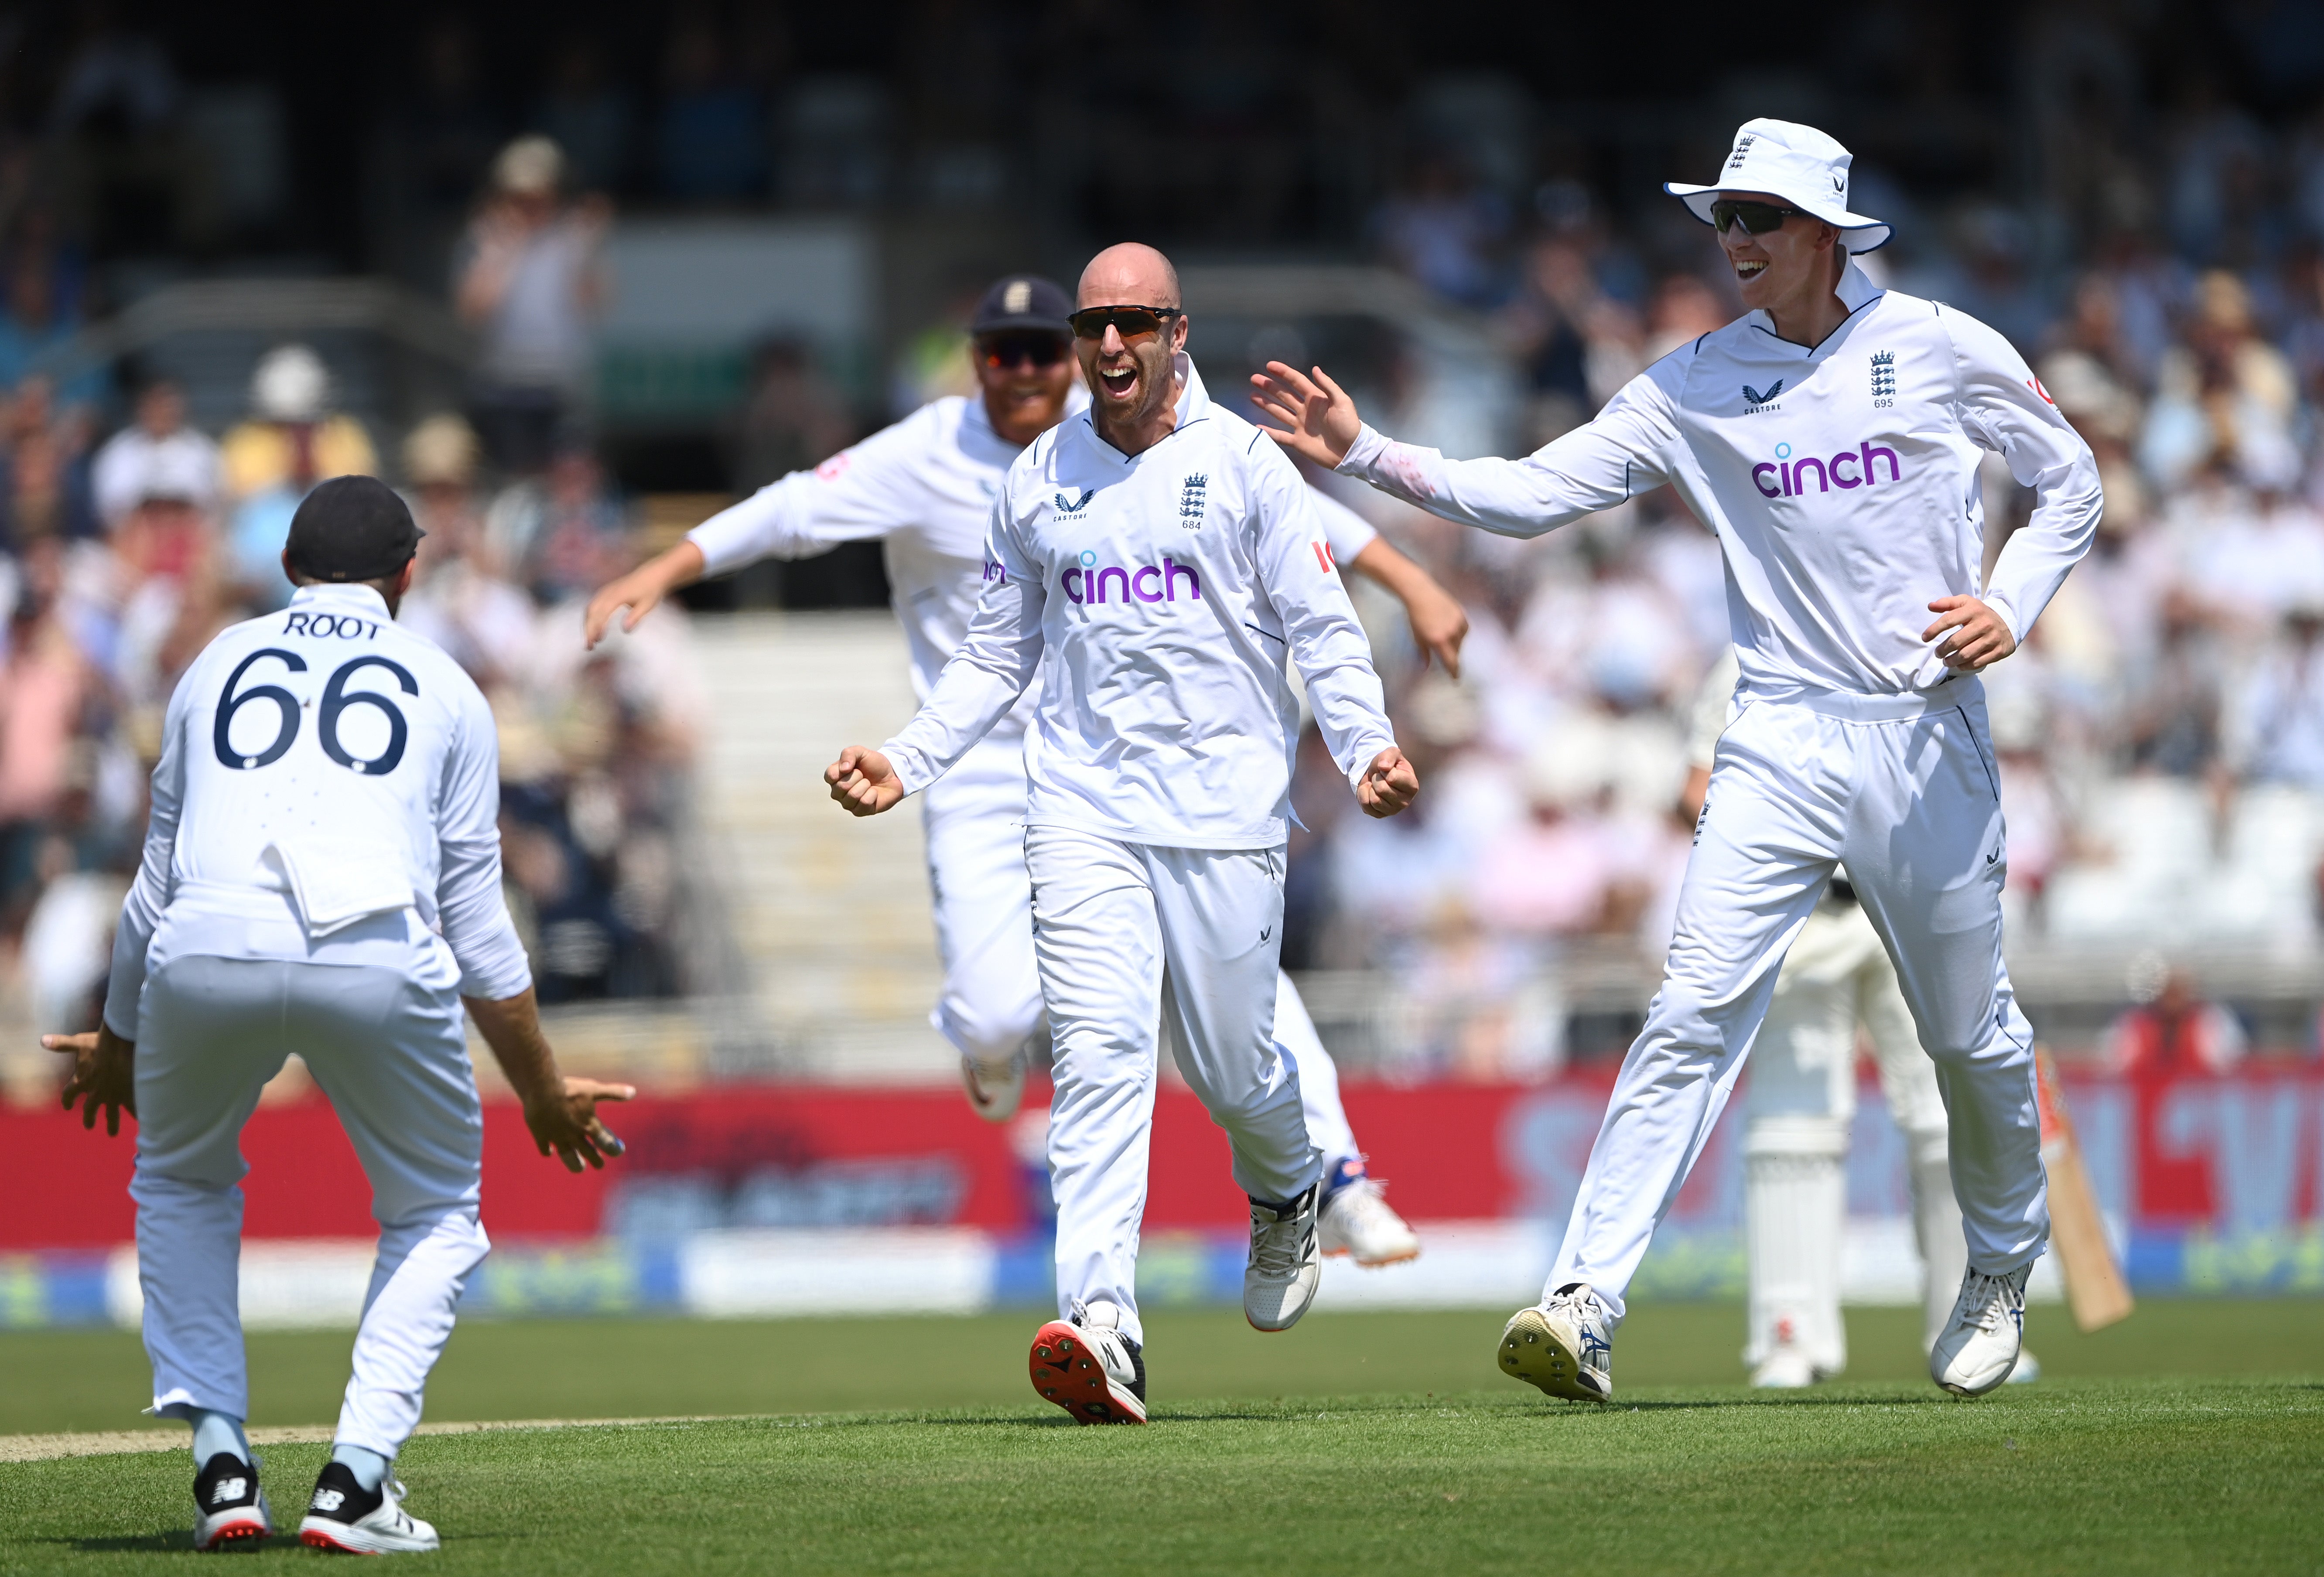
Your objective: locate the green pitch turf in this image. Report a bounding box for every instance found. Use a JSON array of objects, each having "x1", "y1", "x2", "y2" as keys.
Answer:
[{"x1": 1, "y1": 1302, "x2": 2317, "y2": 1574}]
